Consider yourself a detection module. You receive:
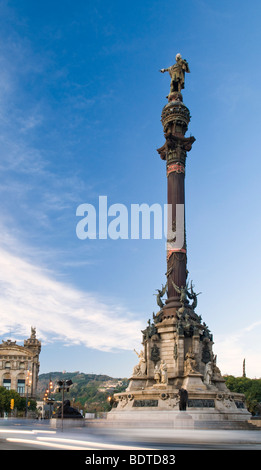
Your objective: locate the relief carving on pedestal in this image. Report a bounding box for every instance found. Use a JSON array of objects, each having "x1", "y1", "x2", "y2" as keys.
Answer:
[{"x1": 151, "y1": 344, "x2": 160, "y2": 366}]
